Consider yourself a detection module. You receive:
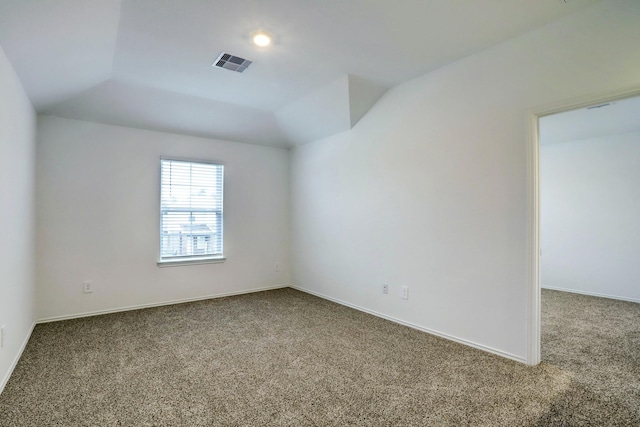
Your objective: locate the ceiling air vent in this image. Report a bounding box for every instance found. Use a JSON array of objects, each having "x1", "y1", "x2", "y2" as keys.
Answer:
[{"x1": 212, "y1": 52, "x2": 252, "y2": 73}]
